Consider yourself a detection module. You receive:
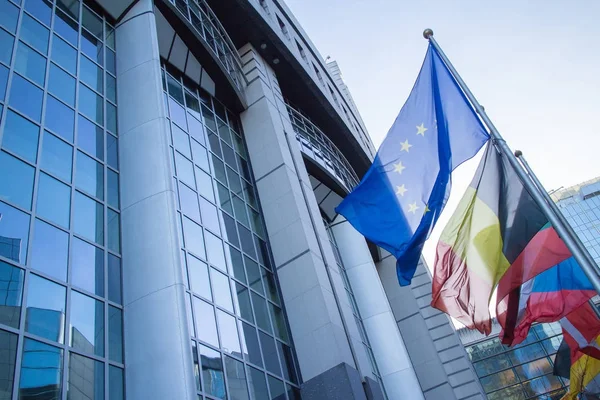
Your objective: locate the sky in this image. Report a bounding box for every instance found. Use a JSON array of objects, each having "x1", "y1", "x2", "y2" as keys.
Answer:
[{"x1": 284, "y1": 0, "x2": 600, "y2": 268}]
